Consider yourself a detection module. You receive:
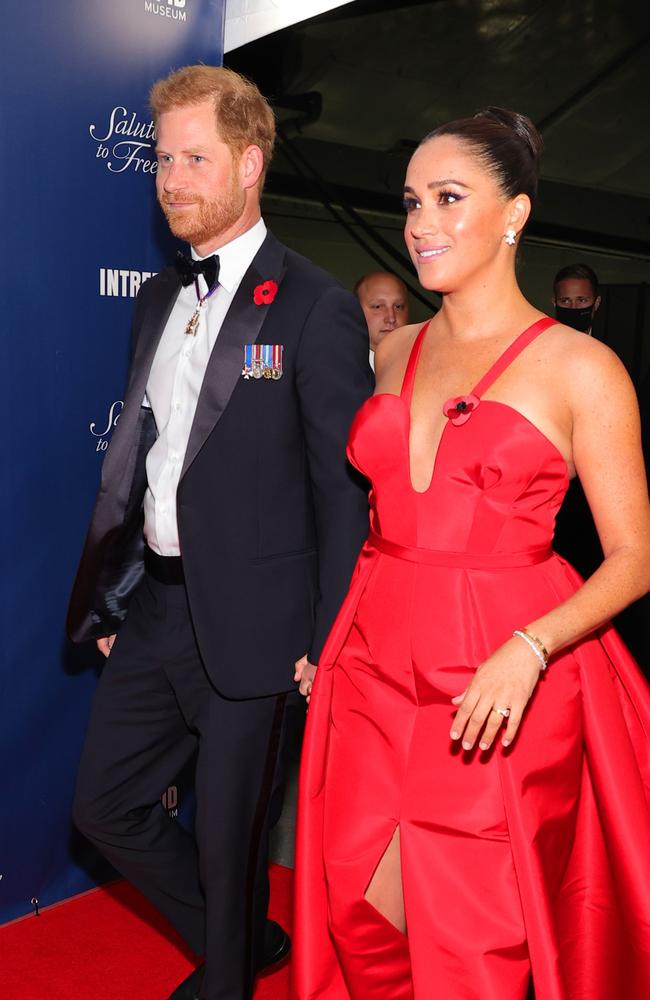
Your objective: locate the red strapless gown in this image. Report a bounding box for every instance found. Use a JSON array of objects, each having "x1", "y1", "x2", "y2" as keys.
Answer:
[{"x1": 292, "y1": 318, "x2": 650, "y2": 1000}]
